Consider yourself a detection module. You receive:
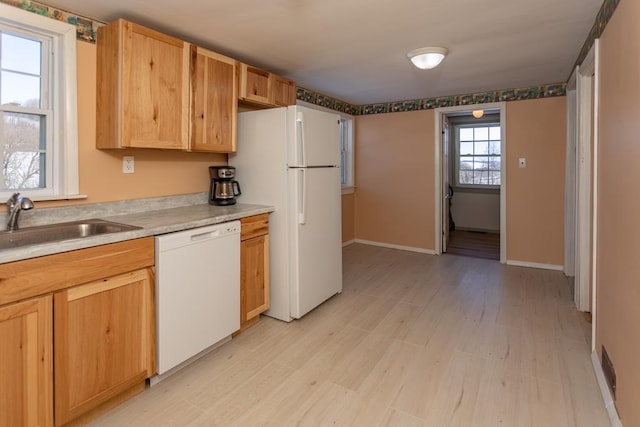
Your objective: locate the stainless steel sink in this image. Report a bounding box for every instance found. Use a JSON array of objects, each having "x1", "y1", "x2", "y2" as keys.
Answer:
[{"x1": 0, "y1": 219, "x2": 142, "y2": 249}]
